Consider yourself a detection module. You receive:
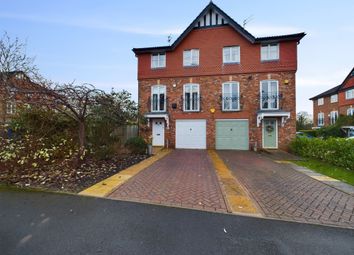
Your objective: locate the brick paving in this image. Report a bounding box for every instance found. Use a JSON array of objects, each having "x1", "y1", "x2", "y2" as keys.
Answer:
[
  {"x1": 109, "y1": 150, "x2": 227, "y2": 212},
  {"x1": 218, "y1": 150, "x2": 354, "y2": 229}
]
